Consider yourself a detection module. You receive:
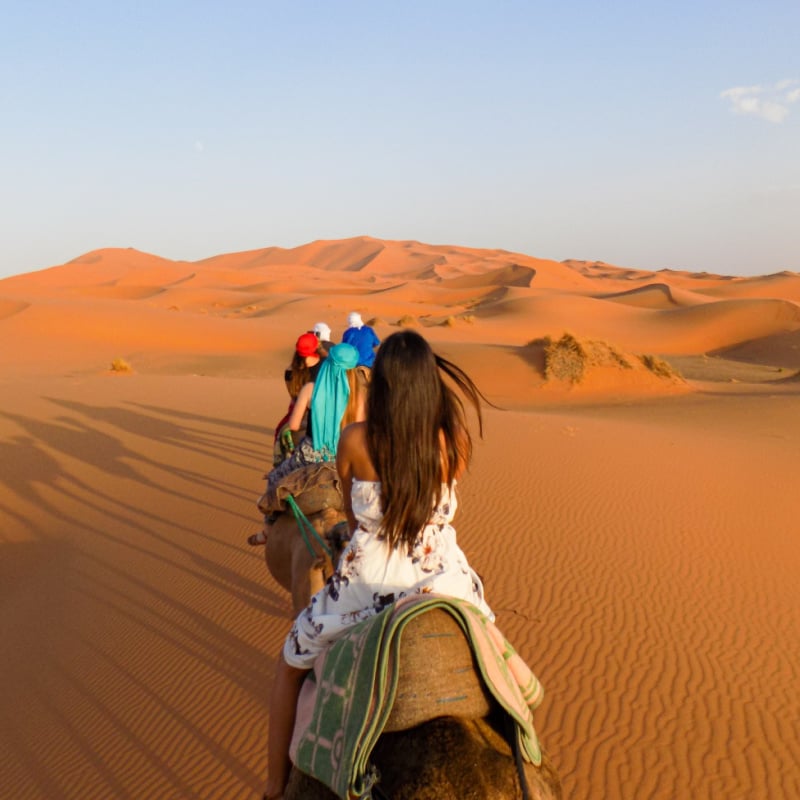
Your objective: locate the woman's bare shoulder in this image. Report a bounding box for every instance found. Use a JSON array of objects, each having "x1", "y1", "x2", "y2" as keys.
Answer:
[
  {"x1": 338, "y1": 422, "x2": 378, "y2": 481},
  {"x1": 339, "y1": 421, "x2": 367, "y2": 447}
]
